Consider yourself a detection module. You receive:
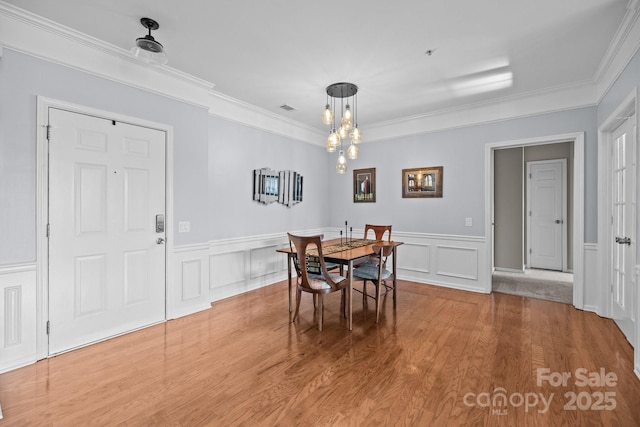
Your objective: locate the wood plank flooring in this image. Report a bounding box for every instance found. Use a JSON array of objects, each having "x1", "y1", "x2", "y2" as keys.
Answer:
[{"x1": 1, "y1": 280, "x2": 639, "y2": 426}]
